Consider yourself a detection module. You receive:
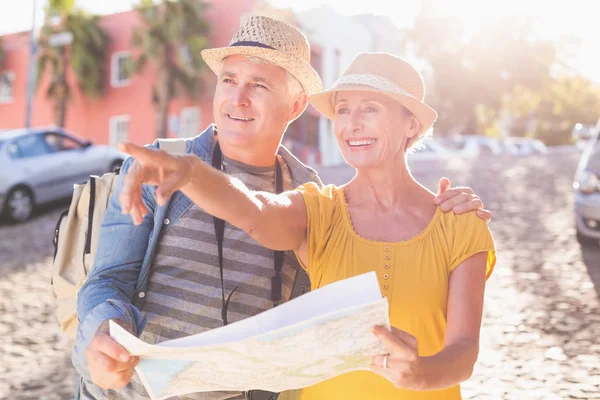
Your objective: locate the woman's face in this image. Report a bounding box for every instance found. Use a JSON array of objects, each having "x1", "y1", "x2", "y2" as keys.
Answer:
[{"x1": 332, "y1": 91, "x2": 420, "y2": 170}]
